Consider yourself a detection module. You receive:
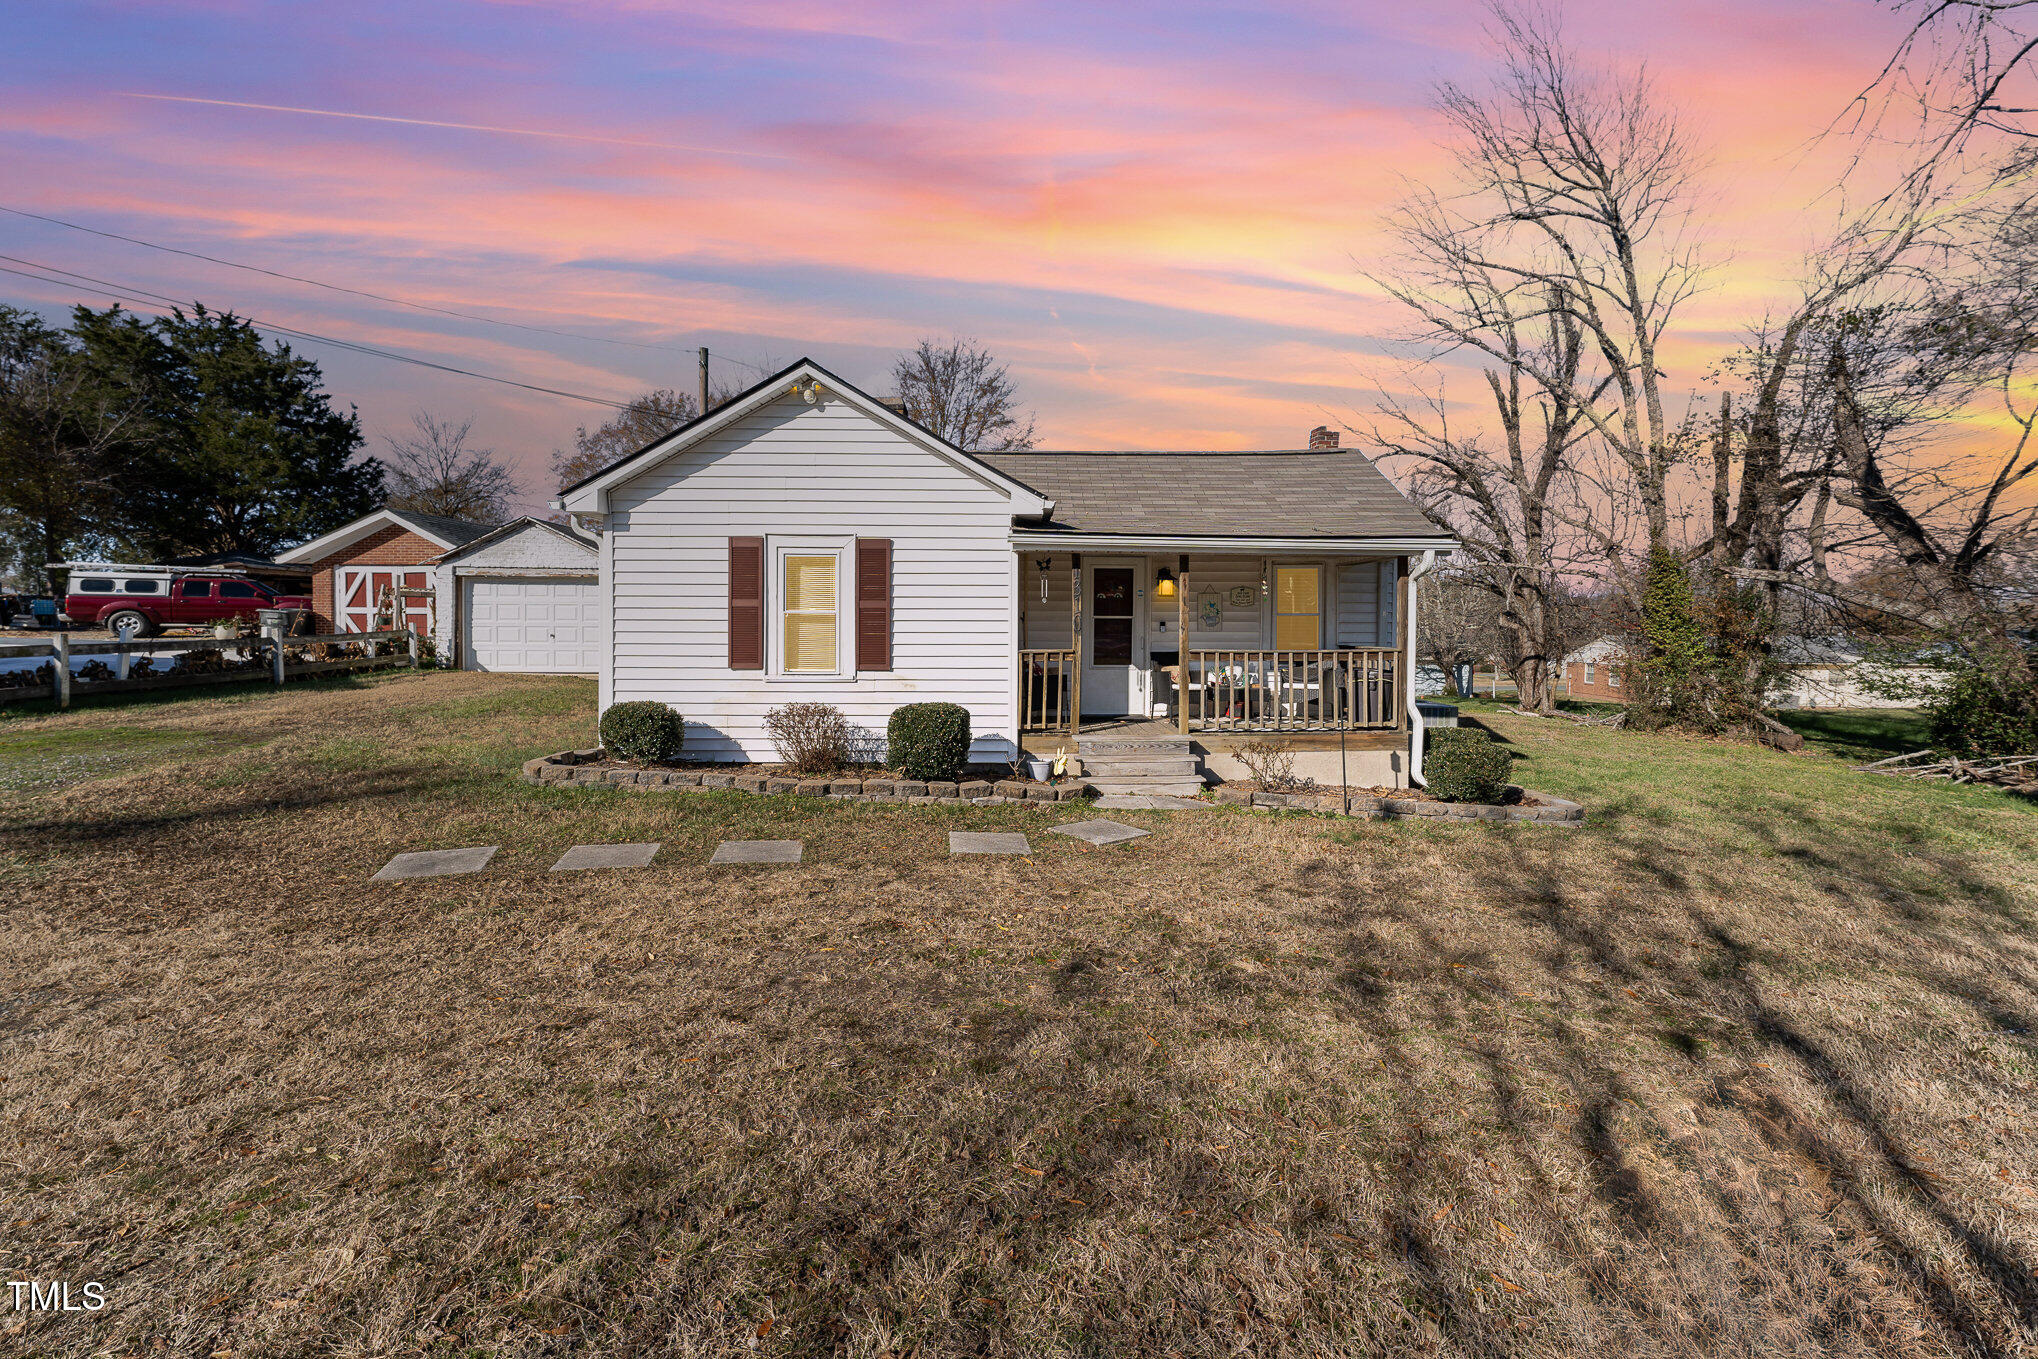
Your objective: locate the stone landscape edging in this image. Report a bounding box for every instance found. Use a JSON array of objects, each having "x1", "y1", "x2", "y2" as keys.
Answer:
[
  {"x1": 520, "y1": 749, "x2": 1586, "y2": 824},
  {"x1": 520, "y1": 748, "x2": 1093, "y2": 805}
]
